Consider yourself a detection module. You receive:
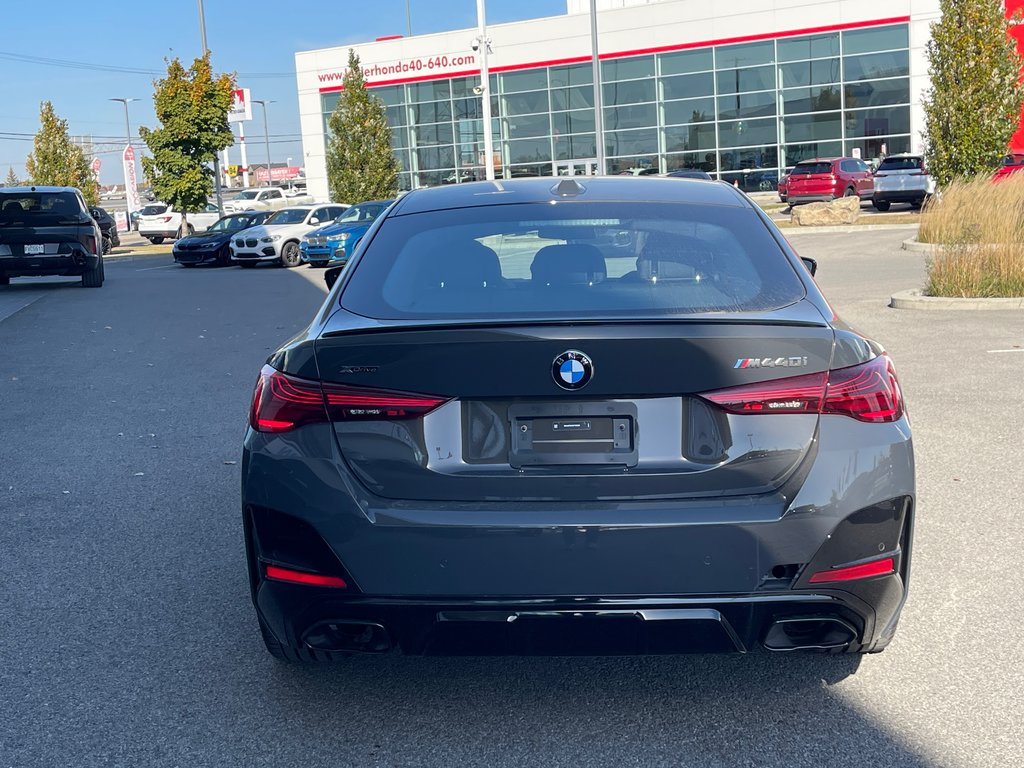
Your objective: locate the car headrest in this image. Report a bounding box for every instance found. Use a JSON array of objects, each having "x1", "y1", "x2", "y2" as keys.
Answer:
[
  {"x1": 530, "y1": 244, "x2": 606, "y2": 286},
  {"x1": 636, "y1": 231, "x2": 706, "y2": 281},
  {"x1": 418, "y1": 241, "x2": 502, "y2": 289}
]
